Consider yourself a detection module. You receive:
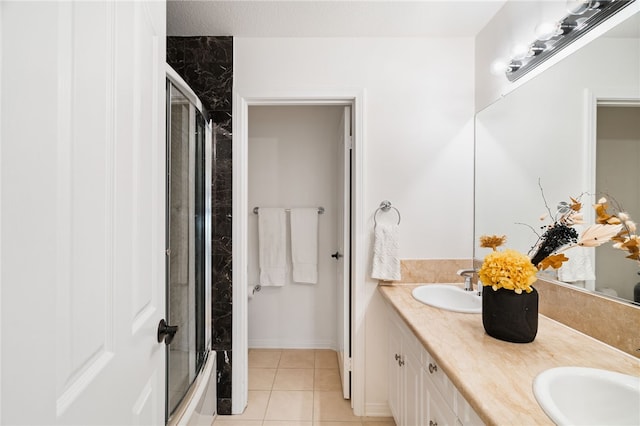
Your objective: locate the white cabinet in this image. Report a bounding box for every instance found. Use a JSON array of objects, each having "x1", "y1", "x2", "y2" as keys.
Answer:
[
  {"x1": 422, "y1": 361, "x2": 457, "y2": 426},
  {"x1": 388, "y1": 309, "x2": 423, "y2": 426},
  {"x1": 386, "y1": 305, "x2": 484, "y2": 426}
]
